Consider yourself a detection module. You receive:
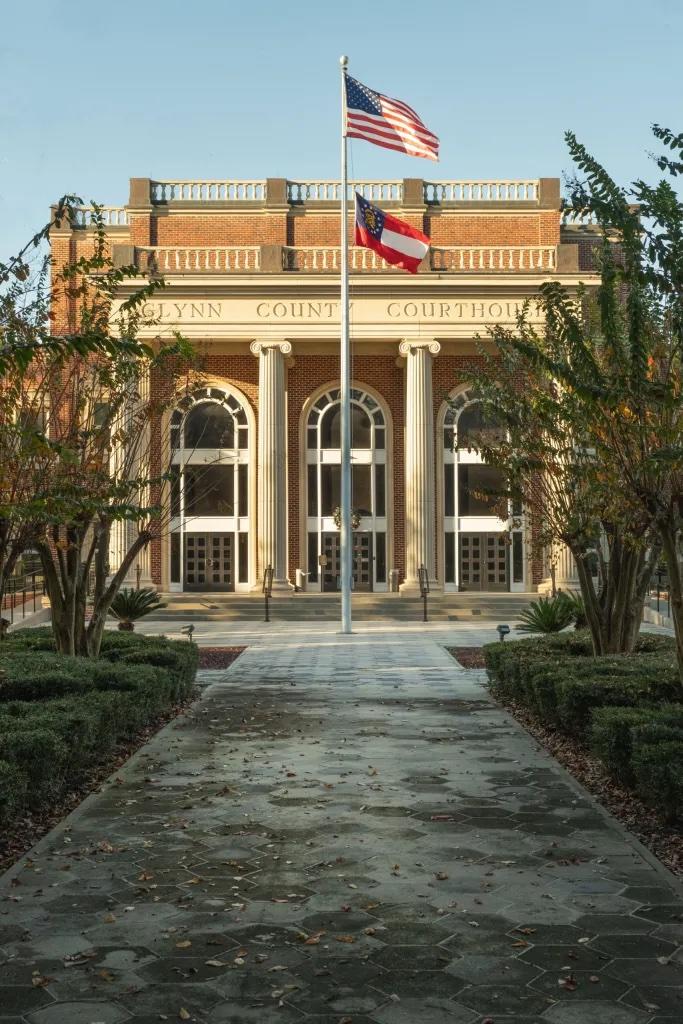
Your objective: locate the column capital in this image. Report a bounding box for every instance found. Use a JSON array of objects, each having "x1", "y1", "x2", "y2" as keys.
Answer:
[
  {"x1": 398, "y1": 339, "x2": 441, "y2": 358},
  {"x1": 250, "y1": 339, "x2": 292, "y2": 357}
]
